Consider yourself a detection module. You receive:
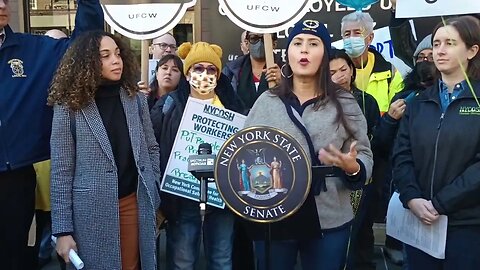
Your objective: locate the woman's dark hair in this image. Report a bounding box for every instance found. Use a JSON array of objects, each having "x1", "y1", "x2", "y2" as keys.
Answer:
[
  {"x1": 274, "y1": 41, "x2": 359, "y2": 135},
  {"x1": 329, "y1": 48, "x2": 357, "y2": 87},
  {"x1": 149, "y1": 54, "x2": 184, "y2": 96},
  {"x1": 432, "y1": 15, "x2": 480, "y2": 80},
  {"x1": 48, "y1": 31, "x2": 138, "y2": 110}
]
